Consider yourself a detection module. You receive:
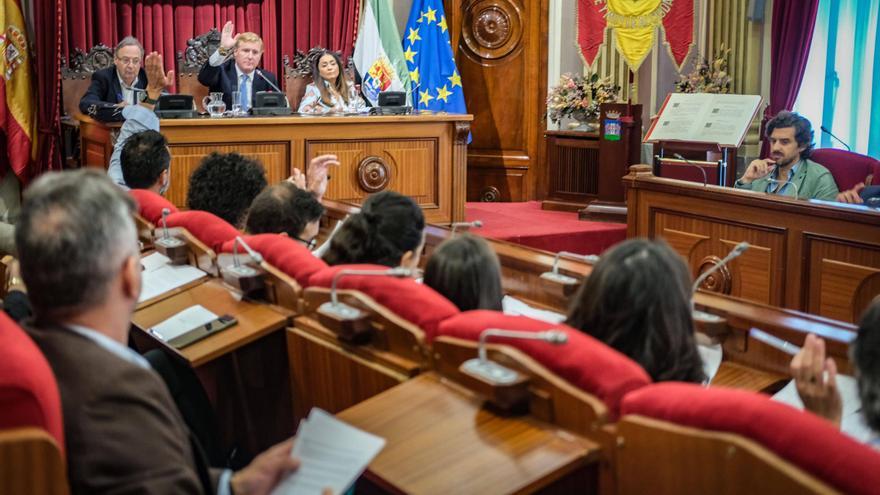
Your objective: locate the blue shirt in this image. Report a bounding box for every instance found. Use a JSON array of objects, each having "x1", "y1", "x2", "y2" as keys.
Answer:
[{"x1": 765, "y1": 160, "x2": 801, "y2": 196}]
